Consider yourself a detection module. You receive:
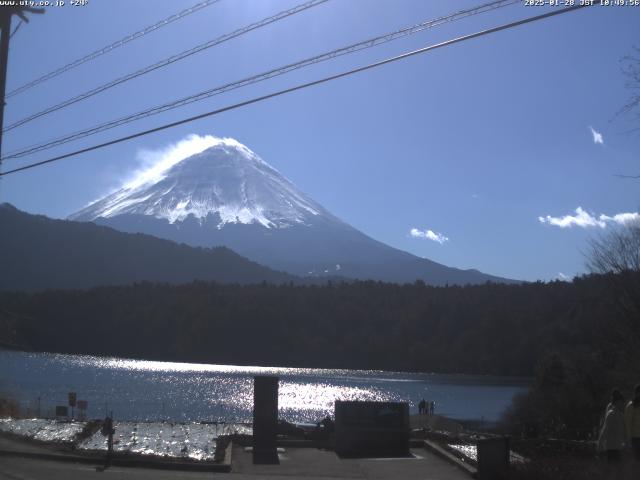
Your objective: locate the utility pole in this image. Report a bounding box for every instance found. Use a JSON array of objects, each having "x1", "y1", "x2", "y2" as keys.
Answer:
[{"x1": 0, "y1": 6, "x2": 44, "y2": 170}]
